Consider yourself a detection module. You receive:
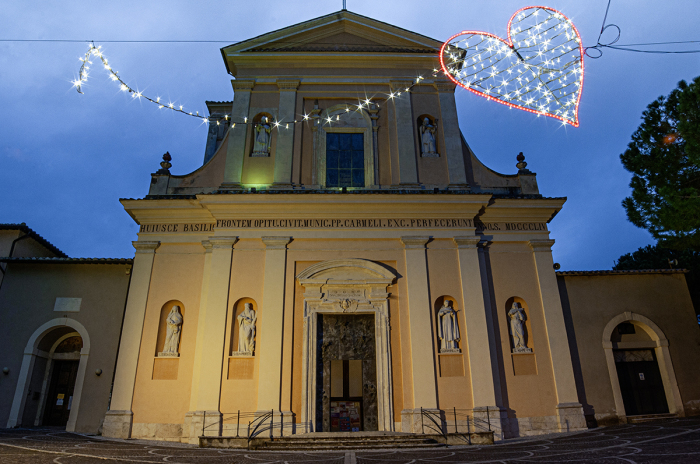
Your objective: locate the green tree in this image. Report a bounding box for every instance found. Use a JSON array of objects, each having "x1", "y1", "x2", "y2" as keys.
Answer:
[
  {"x1": 613, "y1": 243, "x2": 699, "y2": 318},
  {"x1": 620, "y1": 76, "x2": 700, "y2": 250}
]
